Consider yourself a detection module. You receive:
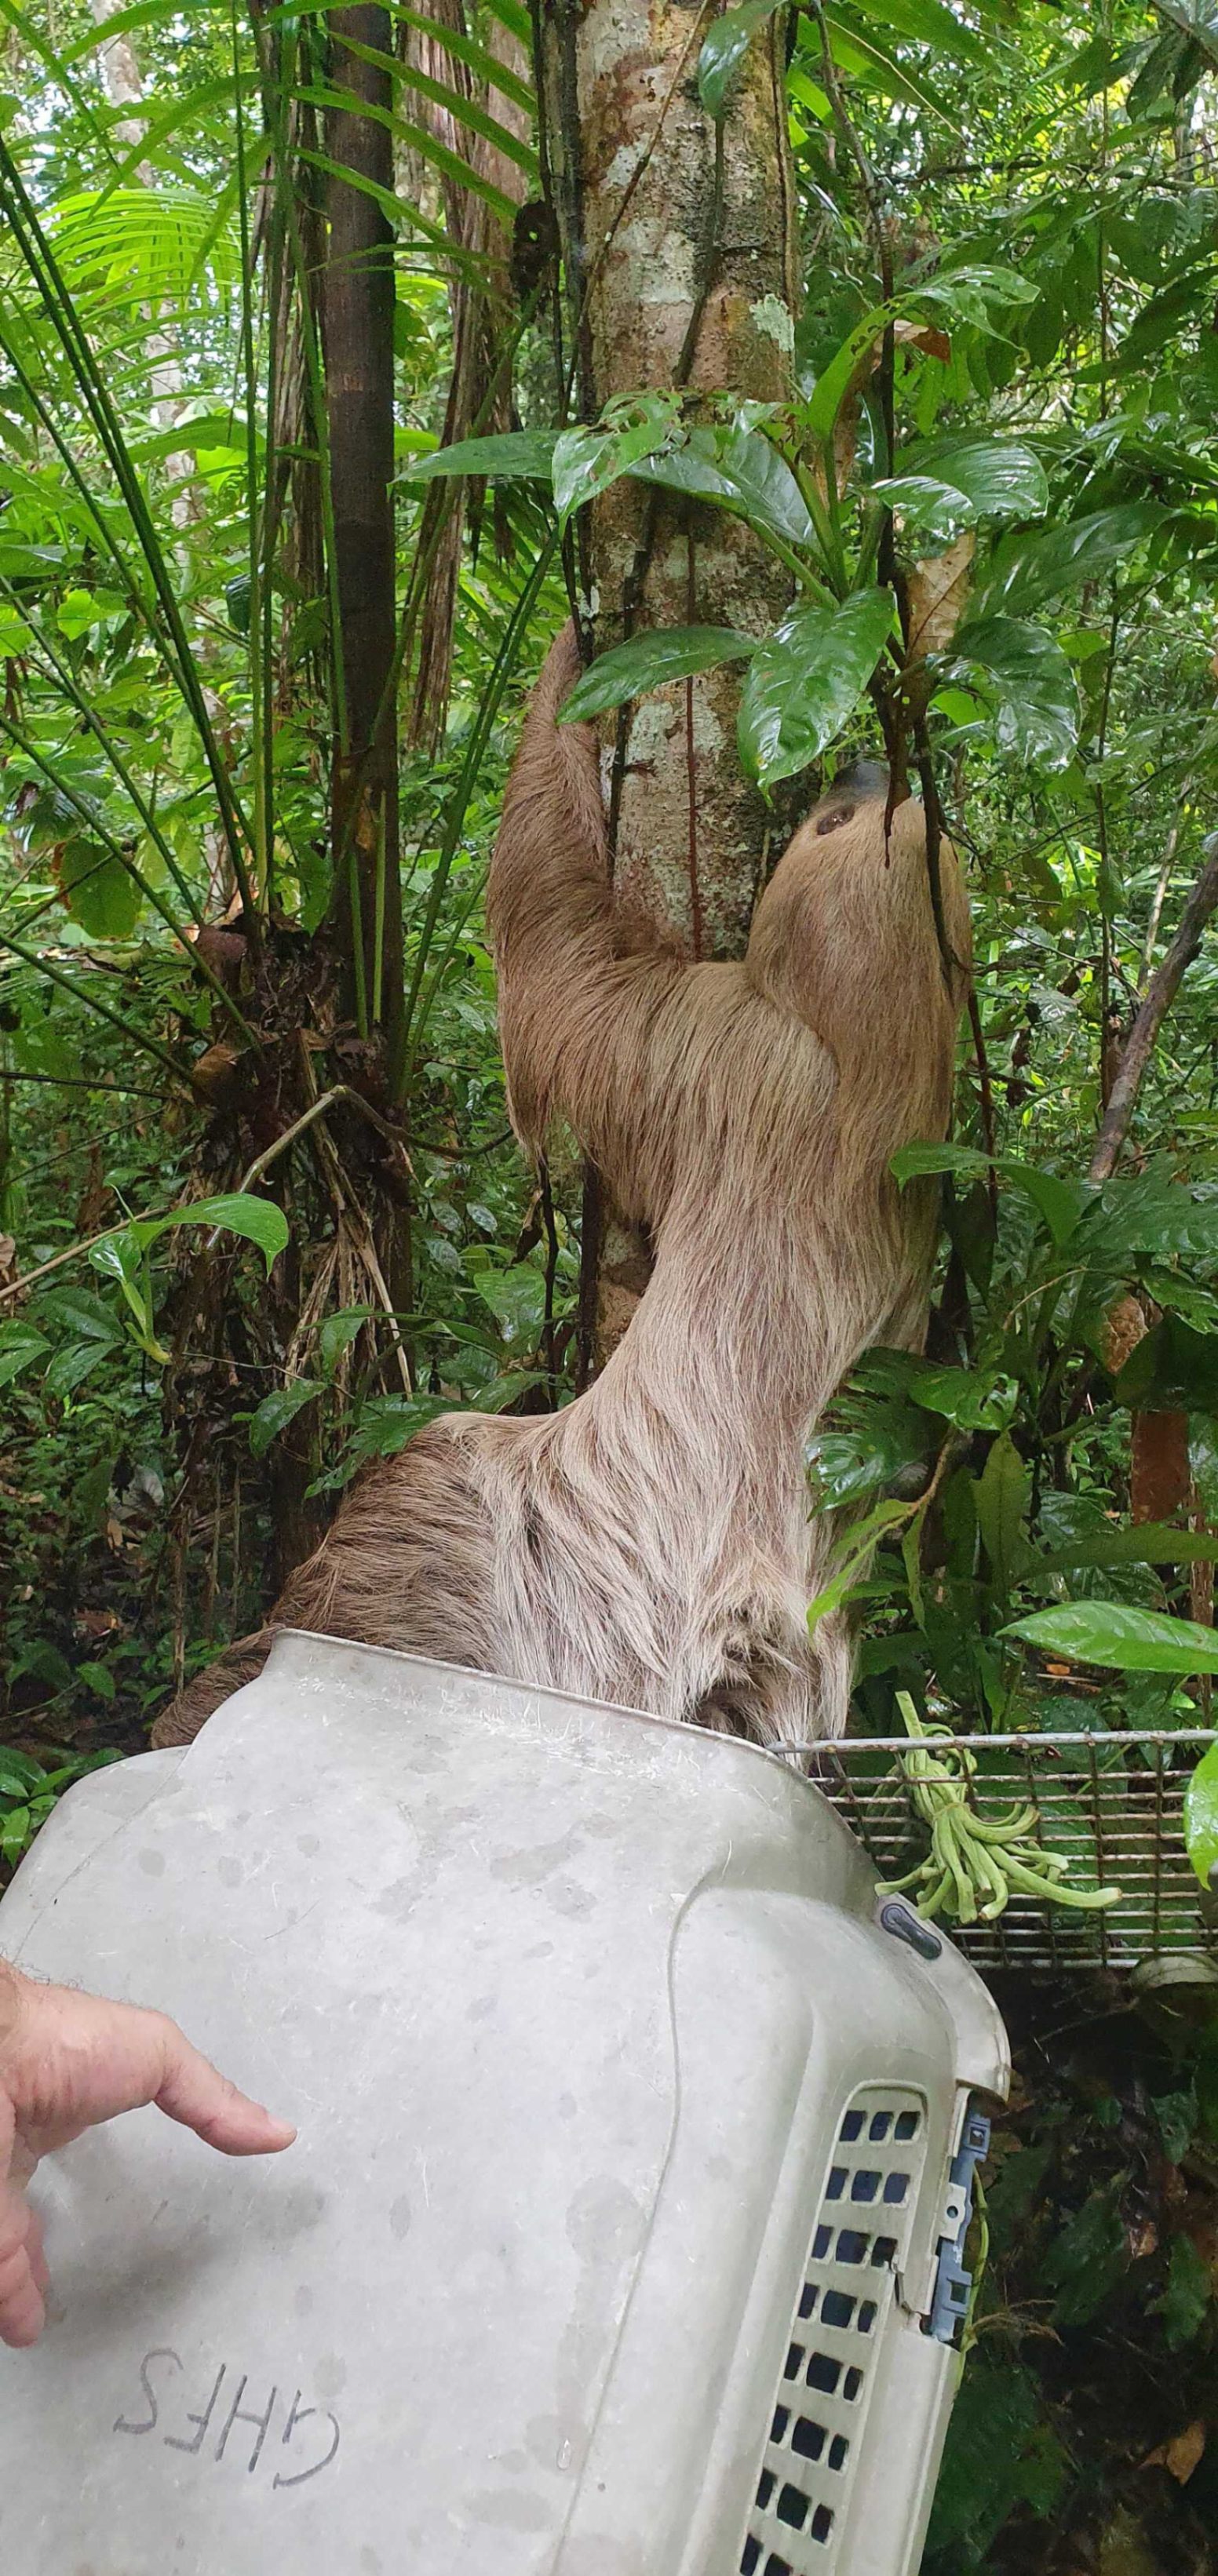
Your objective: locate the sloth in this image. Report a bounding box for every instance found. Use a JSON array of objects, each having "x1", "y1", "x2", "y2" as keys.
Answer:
[{"x1": 154, "y1": 624, "x2": 970, "y2": 1754}]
